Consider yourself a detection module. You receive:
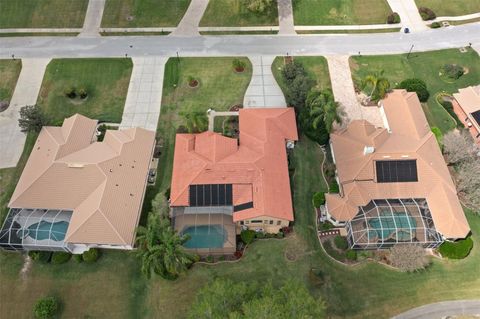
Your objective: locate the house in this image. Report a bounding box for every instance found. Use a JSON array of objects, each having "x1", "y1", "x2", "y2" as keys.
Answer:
[
  {"x1": 170, "y1": 108, "x2": 298, "y2": 254},
  {"x1": 325, "y1": 90, "x2": 470, "y2": 249},
  {"x1": 0, "y1": 114, "x2": 156, "y2": 254},
  {"x1": 452, "y1": 85, "x2": 480, "y2": 144}
]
